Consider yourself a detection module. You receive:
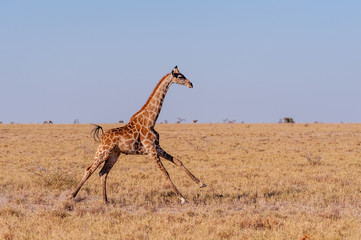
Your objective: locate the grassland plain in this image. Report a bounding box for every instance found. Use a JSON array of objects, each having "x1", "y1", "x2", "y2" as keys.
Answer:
[{"x1": 0, "y1": 123, "x2": 360, "y2": 240}]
